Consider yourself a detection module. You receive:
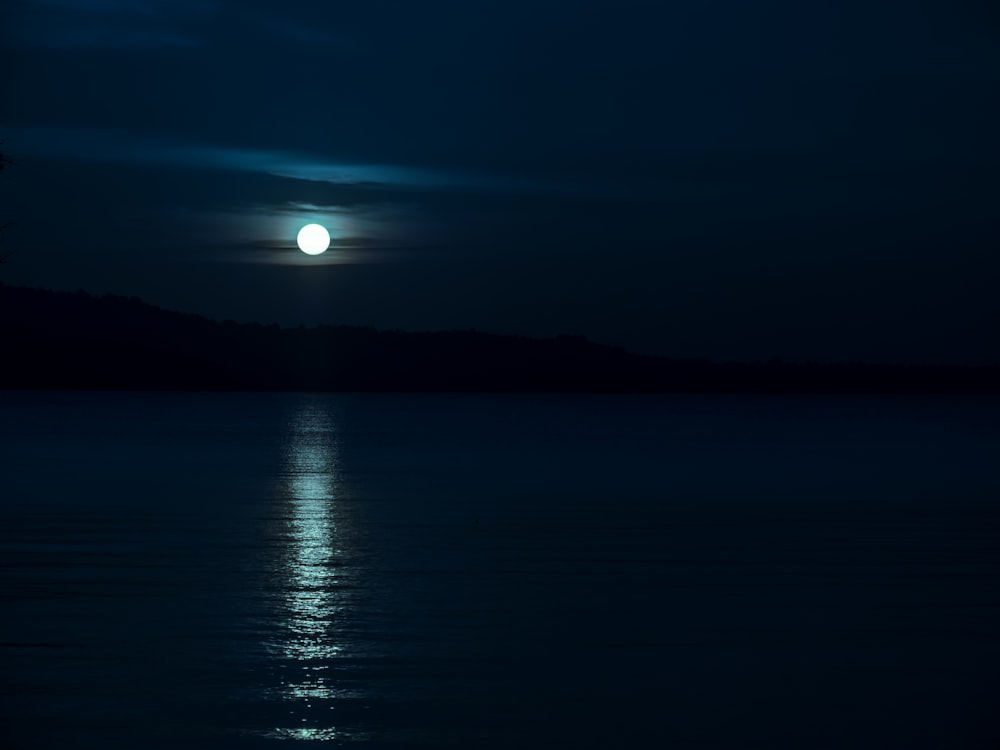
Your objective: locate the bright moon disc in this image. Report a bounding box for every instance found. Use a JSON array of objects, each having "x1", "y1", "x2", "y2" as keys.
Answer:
[{"x1": 296, "y1": 224, "x2": 331, "y2": 255}]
